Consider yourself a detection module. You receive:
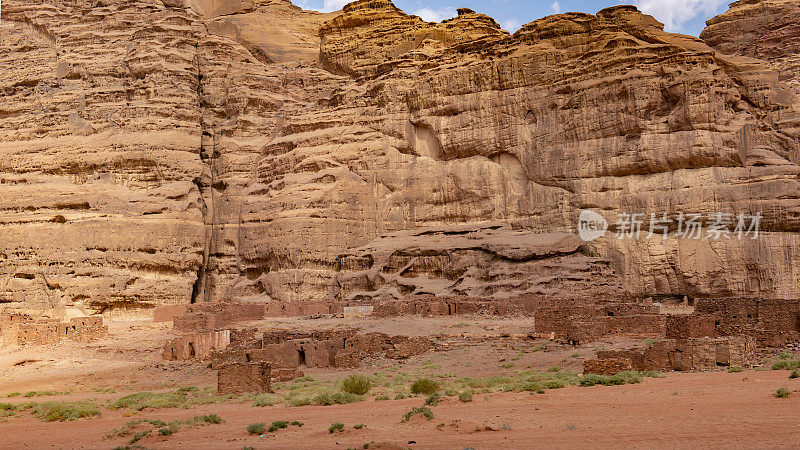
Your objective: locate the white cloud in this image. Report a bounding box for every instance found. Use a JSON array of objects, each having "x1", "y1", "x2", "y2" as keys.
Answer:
[
  {"x1": 631, "y1": 0, "x2": 727, "y2": 32},
  {"x1": 412, "y1": 7, "x2": 458, "y2": 23},
  {"x1": 501, "y1": 18, "x2": 522, "y2": 33},
  {"x1": 320, "y1": 0, "x2": 349, "y2": 12},
  {"x1": 550, "y1": 1, "x2": 561, "y2": 14}
]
